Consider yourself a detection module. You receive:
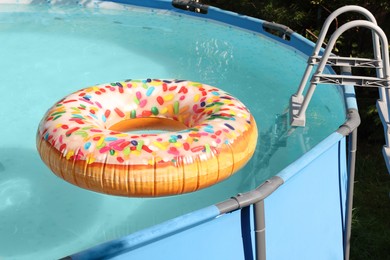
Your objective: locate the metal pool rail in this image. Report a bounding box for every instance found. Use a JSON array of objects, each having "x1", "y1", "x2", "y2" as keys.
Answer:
[
  {"x1": 63, "y1": 2, "x2": 367, "y2": 260},
  {"x1": 2, "y1": 1, "x2": 383, "y2": 260}
]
